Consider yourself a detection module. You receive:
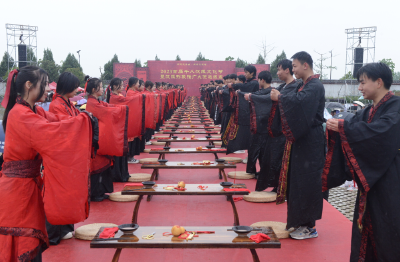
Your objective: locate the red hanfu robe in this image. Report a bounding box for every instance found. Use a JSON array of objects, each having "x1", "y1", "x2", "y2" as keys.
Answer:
[
  {"x1": 110, "y1": 92, "x2": 142, "y2": 141},
  {"x1": 0, "y1": 101, "x2": 93, "y2": 261},
  {"x1": 143, "y1": 91, "x2": 157, "y2": 130},
  {"x1": 85, "y1": 96, "x2": 128, "y2": 157}
]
